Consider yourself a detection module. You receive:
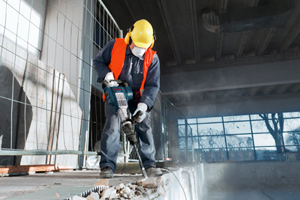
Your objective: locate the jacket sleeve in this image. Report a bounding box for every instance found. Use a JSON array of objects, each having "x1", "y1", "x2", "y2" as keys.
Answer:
[
  {"x1": 140, "y1": 54, "x2": 160, "y2": 111},
  {"x1": 93, "y1": 39, "x2": 116, "y2": 82}
]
